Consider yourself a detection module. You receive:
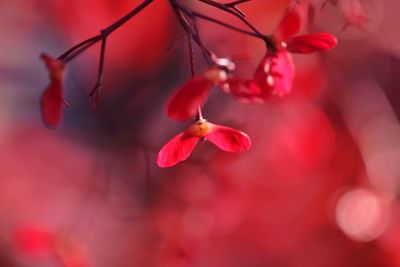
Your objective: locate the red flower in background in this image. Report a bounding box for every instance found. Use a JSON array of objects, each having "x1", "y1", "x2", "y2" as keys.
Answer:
[
  {"x1": 322, "y1": 0, "x2": 372, "y2": 32},
  {"x1": 40, "y1": 53, "x2": 68, "y2": 128},
  {"x1": 13, "y1": 226, "x2": 92, "y2": 267},
  {"x1": 157, "y1": 119, "x2": 251, "y2": 167},
  {"x1": 14, "y1": 226, "x2": 54, "y2": 258}
]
